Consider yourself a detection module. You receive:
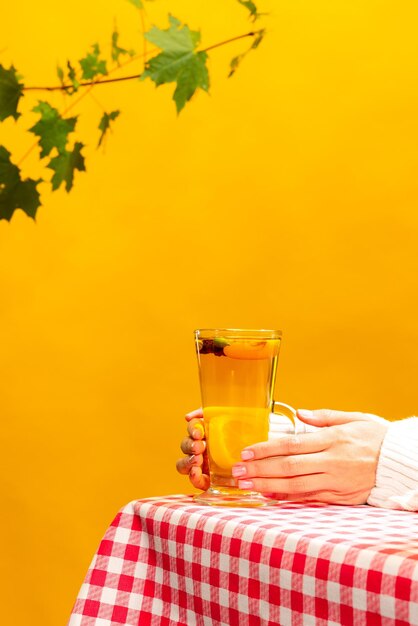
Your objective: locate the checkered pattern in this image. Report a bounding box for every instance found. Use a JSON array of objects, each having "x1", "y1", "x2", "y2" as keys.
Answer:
[{"x1": 69, "y1": 495, "x2": 418, "y2": 626}]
